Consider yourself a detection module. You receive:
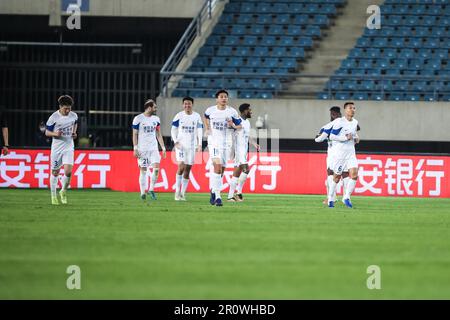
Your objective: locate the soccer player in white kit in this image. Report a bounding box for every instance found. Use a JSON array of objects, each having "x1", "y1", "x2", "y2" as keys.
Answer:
[
  {"x1": 315, "y1": 106, "x2": 342, "y2": 204},
  {"x1": 132, "y1": 99, "x2": 166, "y2": 201},
  {"x1": 327, "y1": 102, "x2": 360, "y2": 208},
  {"x1": 227, "y1": 103, "x2": 260, "y2": 202},
  {"x1": 204, "y1": 89, "x2": 242, "y2": 206},
  {"x1": 171, "y1": 97, "x2": 203, "y2": 201},
  {"x1": 45, "y1": 95, "x2": 78, "y2": 205}
]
